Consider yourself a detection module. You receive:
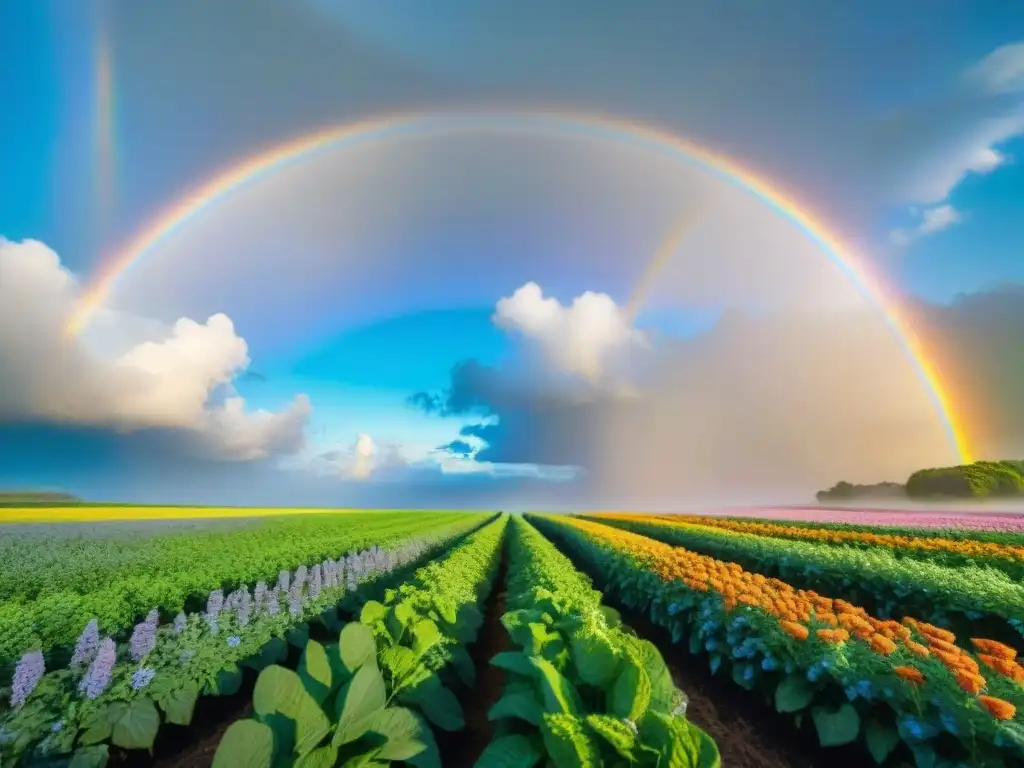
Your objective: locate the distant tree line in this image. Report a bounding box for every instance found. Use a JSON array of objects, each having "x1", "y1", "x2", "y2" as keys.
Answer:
[
  {"x1": 0, "y1": 491, "x2": 81, "y2": 506},
  {"x1": 818, "y1": 460, "x2": 1024, "y2": 501}
]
